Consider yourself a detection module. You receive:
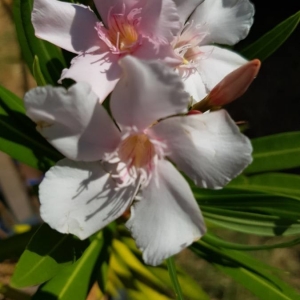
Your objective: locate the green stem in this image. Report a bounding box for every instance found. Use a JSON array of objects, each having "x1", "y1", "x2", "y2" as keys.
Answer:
[{"x1": 166, "y1": 257, "x2": 184, "y2": 300}]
